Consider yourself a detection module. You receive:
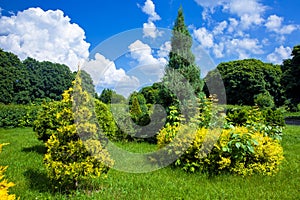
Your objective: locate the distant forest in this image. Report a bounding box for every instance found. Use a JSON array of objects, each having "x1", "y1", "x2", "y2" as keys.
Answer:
[{"x1": 1, "y1": 44, "x2": 299, "y2": 110}]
